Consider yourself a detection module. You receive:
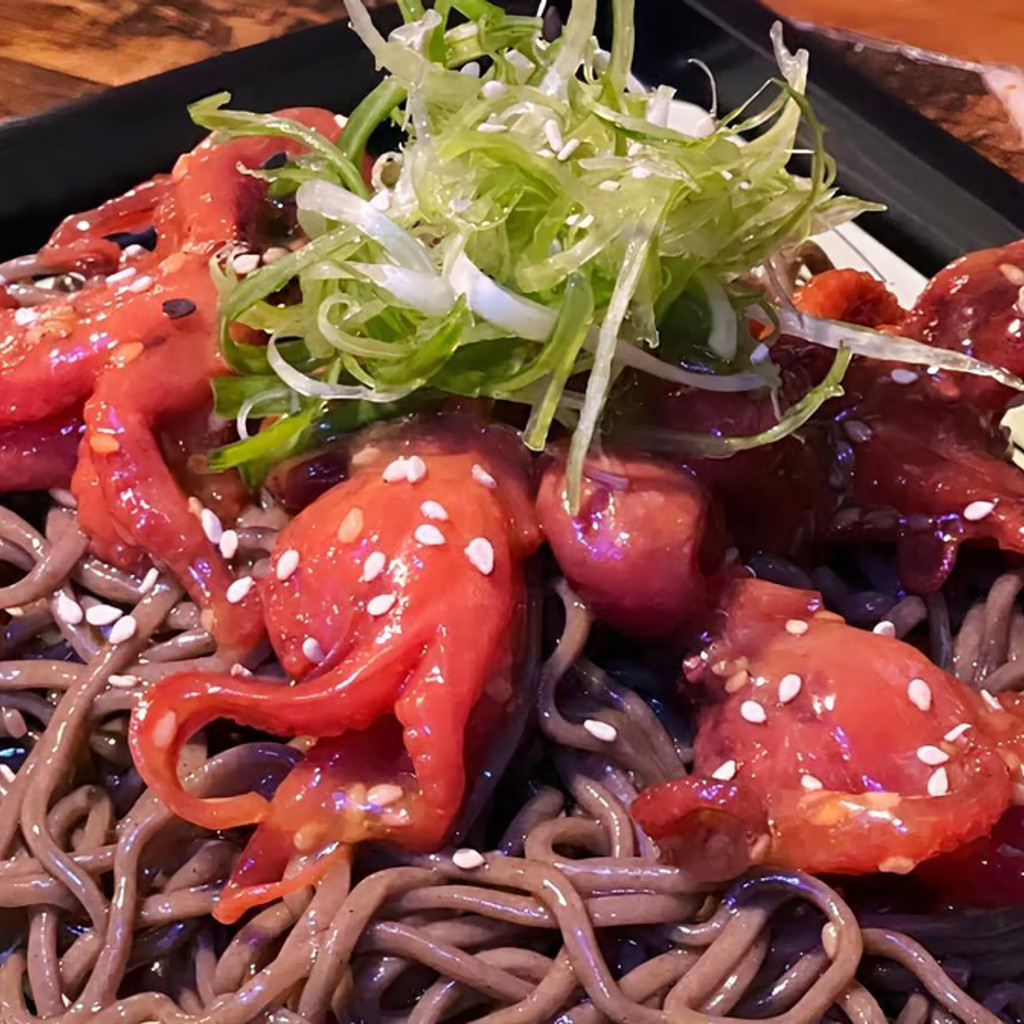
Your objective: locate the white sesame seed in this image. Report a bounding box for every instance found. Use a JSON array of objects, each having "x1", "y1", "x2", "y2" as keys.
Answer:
[
  {"x1": 583, "y1": 718, "x2": 618, "y2": 742},
  {"x1": 334, "y1": 113, "x2": 349, "y2": 128},
  {"x1": 75, "y1": 219, "x2": 91, "y2": 231},
  {"x1": 367, "y1": 593, "x2": 397, "y2": 617},
  {"x1": 219, "y1": 529, "x2": 239, "y2": 560},
  {"x1": 843, "y1": 420, "x2": 872, "y2": 443},
  {"x1": 123, "y1": 244, "x2": 147, "y2": 258},
  {"x1": 226, "y1": 576, "x2": 254, "y2": 604},
  {"x1": 543, "y1": 119, "x2": 564, "y2": 152},
  {"x1": 414, "y1": 524, "x2": 446, "y2": 547},
  {"x1": 55, "y1": 592, "x2": 84, "y2": 626},
  {"x1": 464, "y1": 537, "x2": 495, "y2": 575},
  {"x1": 367, "y1": 783, "x2": 404, "y2": 807},
  {"x1": 750, "y1": 342, "x2": 770, "y2": 363},
  {"x1": 565, "y1": 213, "x2": 582, "y2": 227},
  {"x1": 139, "y1": 567, "x2": 159, "y2": 594},
  {"x1": 477, "y1": 121, "x2": 509, "y2": 134},
  {"x1": 452, "y1": 848, "x2": 486, "y2": 870},
  {"x1": 1001, "y1": 263, "x2": 1024, "y2": 285},
  {"x1": 302, "y1": 637, "x2": 325, "y2": 663},
  {"x1": 200, "y1": 508, "x2": 223, "y2": 545},
  {"x1": 361, "y1": 551, "x2": 387, "y2": 583},
  {"x1": 276, "y1": 549, "x2": 301, "y2": 582},
  {"x1": 778, "y1": 674, "x2": 802, "y2": 704},
  {"x1": 406, "y1": 455, "x2": 427, "y2": 483},
  {"x1": 230, "y1": 662, "x2": 252, "y2": 677},
  {"x1": 631, "y1": 166, "x2": 653, "y2": 179},
  {"x1": 916, "y1": 744, "x2": 949, "y2": 766},
  {"x1": 4, "y1": 606, "x2": 23, "y2": 617},
  {"x1": 890, "y1": 368, "x2": 919, "y2": 385},
  {"x1": 472, "y1": 464, "x2": 497, "y2": 488},
  {"x1": 557, "y1": 138, "x2": 581, "y2": 161},
  {"x1": 337, "y1": 506, "x2": 364, "y2": 543},
  {"x1": 261, "y1": 246, "x2": 290, "y2": 265},
  {"x1": 627, "y1": 141, "x2": 642, "y2": 156},
  {"x1": 232, "y1": 253, "x2": 261, "y2": 275},
  {"x1": 964, "y1": 500, "x2": 996, "y2": 522},
  {"x1": 785, "y1": 619, "x2": 808, "y2": 636},
  {"x1": 598, "y1": 179, "x2": 620, "y2": 192},
  {"x1": 420, "y1": 500, "x2": 449, "y2": 521},
  {"x1": 740, "y1": 700, "x2": 767, "y2": 724},
  {"x1": 460, "y1": 61, "x2": 481, "y2": 77},
  {"x1": 943, "y1": 723, "x2": 972, "y2": 743},
  {"x1": 383, "y1": 458, "x2": 409, "y2": 482},
  {"x1": 981, "y1": 688, "x2": 1002, "y2": 712},
  {"x1": 106, "y1": 267, "x2": 137, "y2": 285},
  {"x1": 108, "y1": 674, "x2": 140, "y2": 689},
  {"x1": 481, "y1": 80, "x2": 508, "y2": 99},
  {"x1": 711, "y1": 759, "x2": 737, "y2": 781},
  {"x1": 48, "y1": 487, "x2": 77, "y2": 508},
  {"x1": 187, "y1": 496, "x2": 203, "y2": 517},
  {"x1": 823, "y1": 694, "x2": 836, "y2": 711},
  {"x1": 927, "y1": 767, "x2": 949, "y2": 797},
  {"x1": 801, "y1": 774, "x2": 823, "y2": 791},
  {"x1": 151, "y1": 711, "x2": 177, "y2": 749},
  {"x1": 14, "y1": 307, "x2": 39, "y2": 326},
  {"x1": 576, "y1": 213, "x2": 594, "y2": 229},
  {"x1": 86, "y1": 603, "x2": 123, "y2": 627},
  {"x1": 907, "y1": 678, "x2": 932, "y2": 712},
  {"x1": 108, "y1": 615, "x2": 138, "y2": 645},
  {"x1": 872, "y1": 620, "x2": 896, "y2": 637},
  {"x1": 127, "y1": 274, "x2": 153, "y2": 293},
  {"x1": 0, "y1": 765, "x2": 15, "y2": 783}
]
